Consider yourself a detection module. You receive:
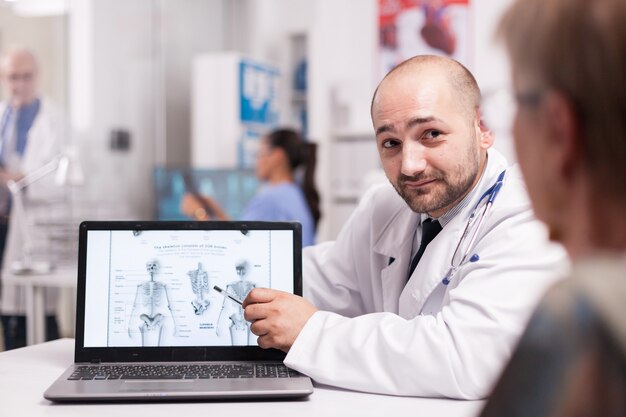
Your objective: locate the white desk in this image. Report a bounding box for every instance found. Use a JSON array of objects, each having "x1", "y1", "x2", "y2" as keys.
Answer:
[
  {"x1": 2, "y1": 268, "x2": 77, "y2": 345},
  {"x1": 0, "y1": 339, "x2": 485, "y2": 417}
]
